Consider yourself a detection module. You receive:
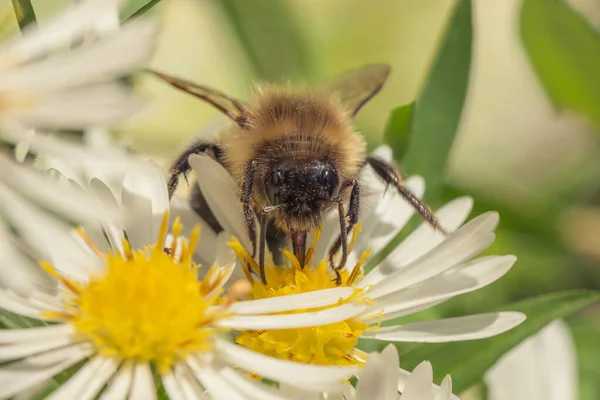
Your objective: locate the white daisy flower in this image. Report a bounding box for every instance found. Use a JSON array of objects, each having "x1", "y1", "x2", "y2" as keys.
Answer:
[
  {"x1": 181, "y1": 145, "x2": 526, "y2": 367},
  {"x1": 0, "y1": 156, "x2": 367, "y2": 400},
  {"x1": 353, "y1": 345, "x2": 456, "y2": 400},
  {"x1": 485, "y1": 320, "x2": 577, "y2": 400},
  {"x1": 278, "y1": 344, "x2": 457, "y2": 400},
  {"x1": 0, "y1": 0, "x2": 156, "y2": 139}
]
